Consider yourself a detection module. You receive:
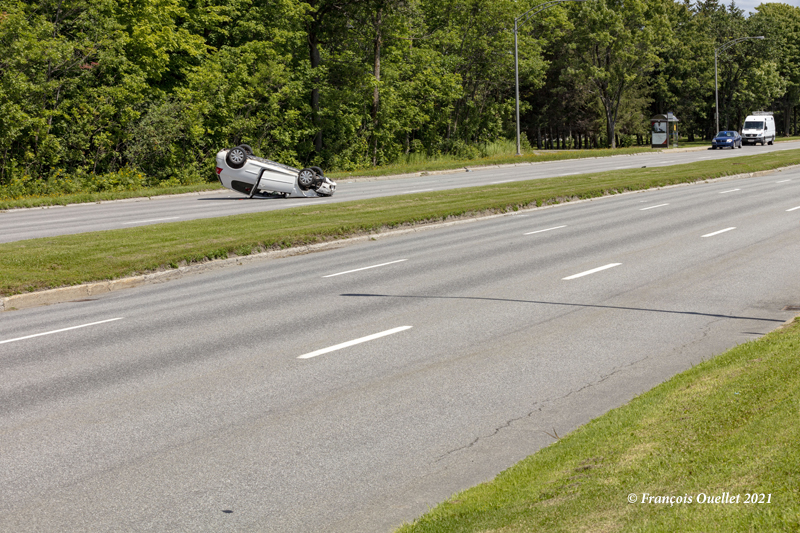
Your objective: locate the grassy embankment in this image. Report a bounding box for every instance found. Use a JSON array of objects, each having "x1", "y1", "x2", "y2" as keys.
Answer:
[
  {"x1": 1, "y1": 148, "x2": 799, "y2": 297},
  {"x1": 395, "y1": 316, "x2": 800, "y2": 532}
]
